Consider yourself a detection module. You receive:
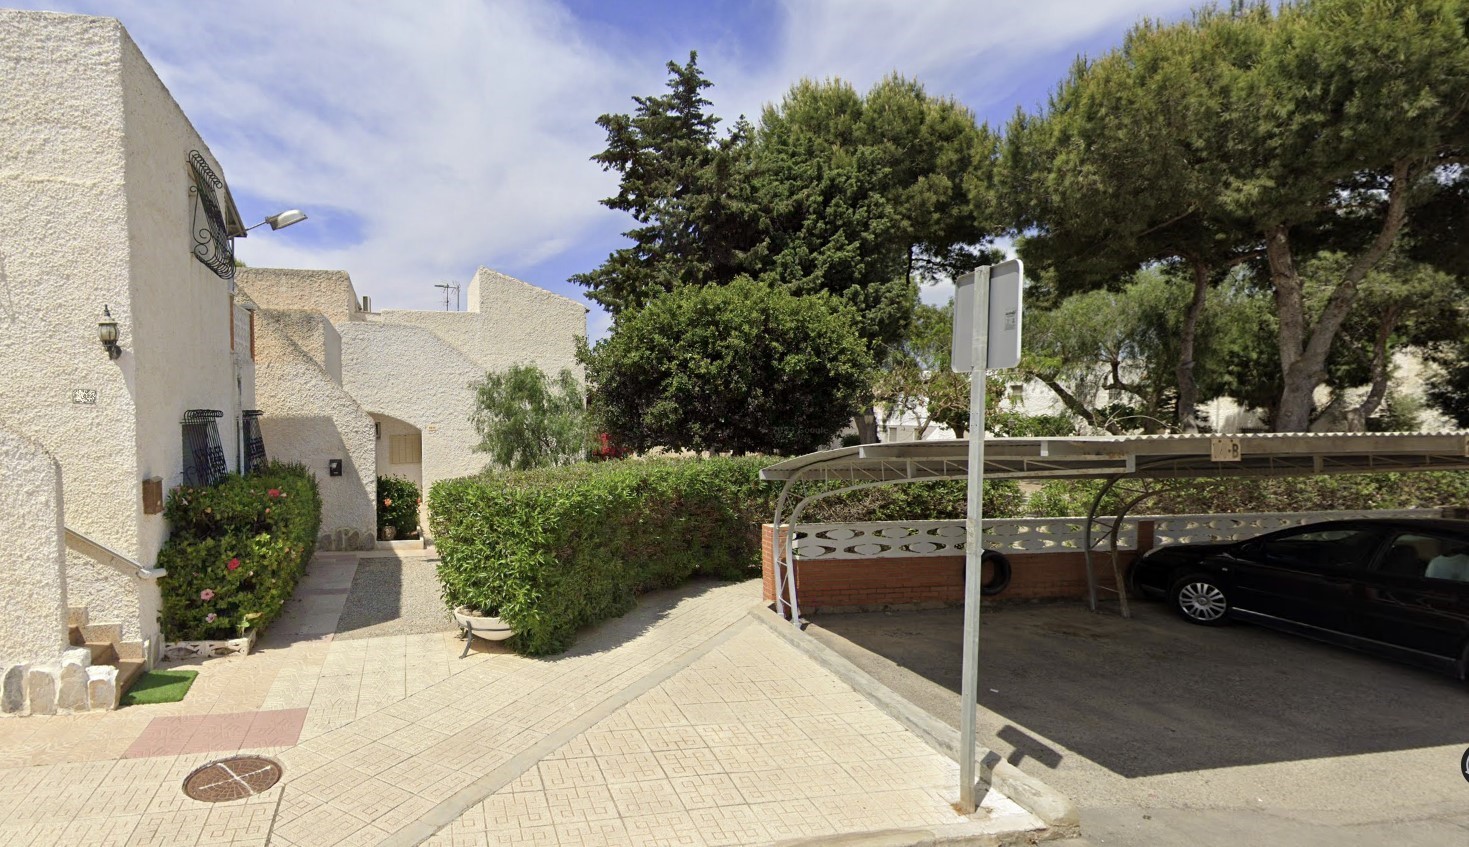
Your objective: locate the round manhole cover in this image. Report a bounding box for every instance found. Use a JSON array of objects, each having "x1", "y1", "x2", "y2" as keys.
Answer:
[{"x1": 182, "y1": 756, "x2": 283, "y2": 802}]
